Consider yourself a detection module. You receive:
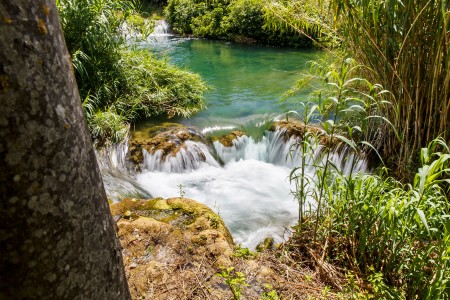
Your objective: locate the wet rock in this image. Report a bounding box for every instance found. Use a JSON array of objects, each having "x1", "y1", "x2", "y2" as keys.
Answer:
[
  {"x1": 269, "y1": 120, "x2": 323, "y2": 139},
  {"x1": 270, "y1": 120, "x2": 335, "y2": 146},
  {"x1": 128, "y1": 123, "x2": 207, "y2": 166},
  {"x1": 211, "y1": 130, "x2": 246, "y2": 147}
]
